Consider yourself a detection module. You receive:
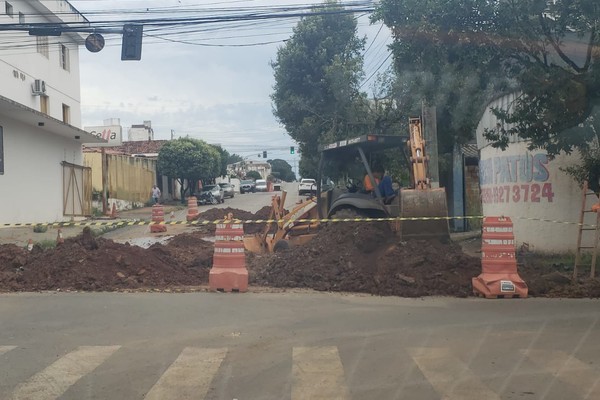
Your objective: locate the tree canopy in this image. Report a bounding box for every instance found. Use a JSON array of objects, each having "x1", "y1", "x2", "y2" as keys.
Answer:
[
  {"x1": 271, "y1": 0, "x2": 367, "y2": 178},
  {"x1": 268, "y1": 158, "x2": 296, "y2": 182},
  {"x1": 373, "y1": 0, "x2": 600, "y2": 157},
  {"x1": 157, "y1": 137, "x2": 221, "y2": 200}
]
